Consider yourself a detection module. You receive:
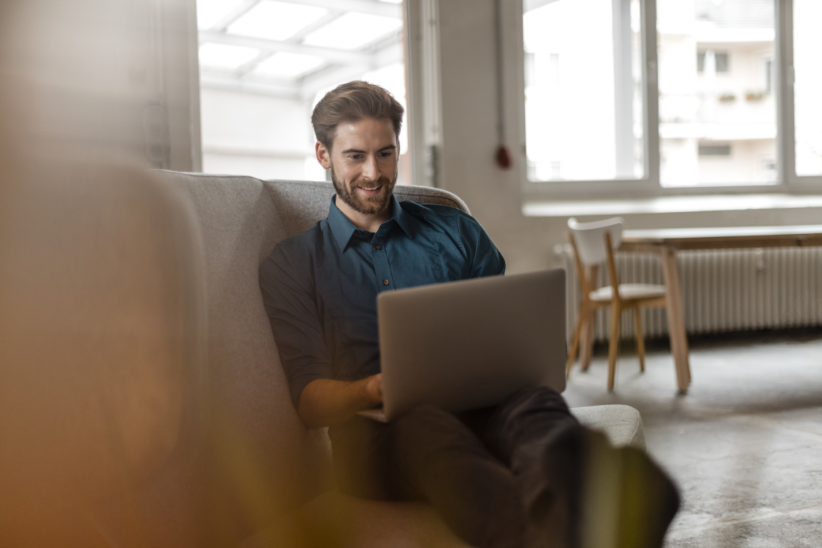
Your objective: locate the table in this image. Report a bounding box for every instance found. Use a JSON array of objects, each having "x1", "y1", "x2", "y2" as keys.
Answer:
[{"x1": 618, "y1": 224, "x2": 822, "y2": 394}]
